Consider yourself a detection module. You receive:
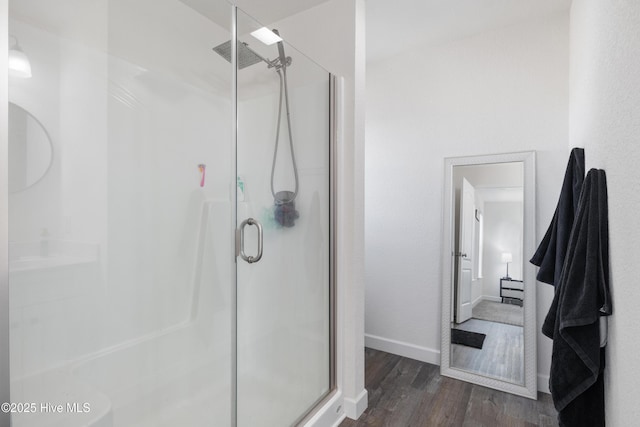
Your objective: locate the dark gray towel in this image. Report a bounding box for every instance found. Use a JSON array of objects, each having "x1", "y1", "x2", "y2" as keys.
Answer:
[
  {"x1": 530, "y1": 148, "x2": 585, "y2": 286},
  {"x1": 542, "y1": 169, "x2": 611, "y2": 426}
]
